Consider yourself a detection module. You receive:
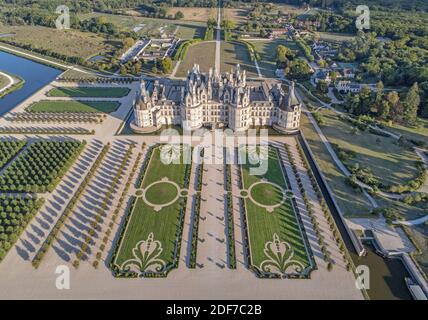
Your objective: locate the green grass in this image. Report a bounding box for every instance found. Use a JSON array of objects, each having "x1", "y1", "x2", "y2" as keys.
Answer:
[
  {"x1": 240, "y1": 146, "x2": 310, "y2": 272},
  {"x1": 383, "y1": 117, "x2": 428, "y2": 145},
  {"x1": 28, "y1": 100, "x2": 120, "y2": 113},
  {"x1": 114, "y1": 146, "x2": 188, "y2": 270},
  {"x1": 300, "y1": 112, "x2": 372, "y2": 216},
  {"x1": 175, "y1": 41, "x2": 216, "y2": 77},
  {"x1": 47, "y1": 87, "x2": 130, "y2": 98},
  {"x1": 249, "y1": 40, "x2": 300, "y2": 78},
  {"x1": 220, "y1": 41, "x2": 258, "y2": 78},
  {"x1": 251, "y1": 182, "x2": 283, "y2": 206},
  {"x1": 145, "y1": 182, "x2": 178, "y2": 205},
  {"x1": 319, "y1": 109, "x2": 420, "y2": 189}
]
